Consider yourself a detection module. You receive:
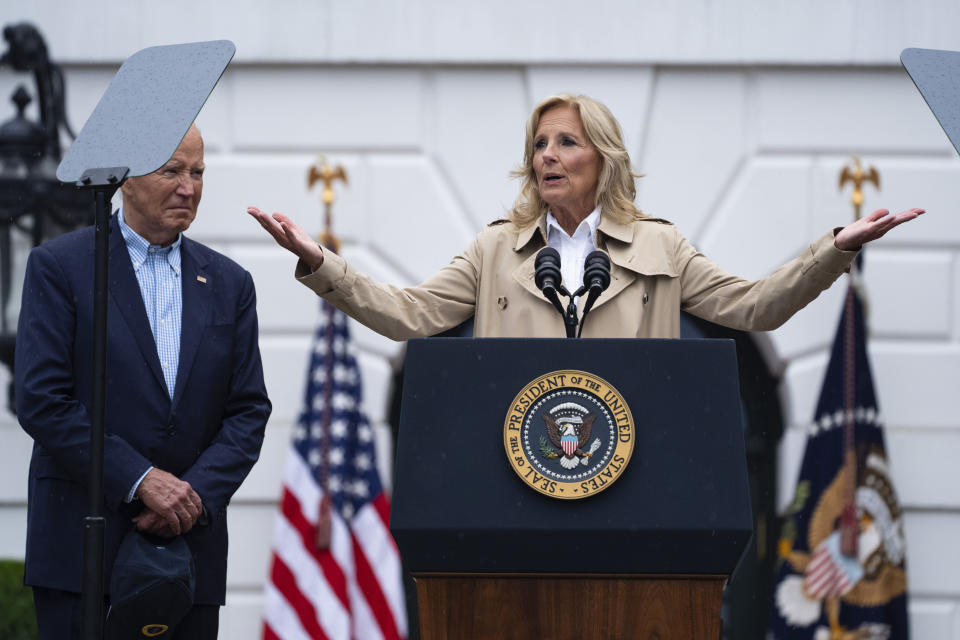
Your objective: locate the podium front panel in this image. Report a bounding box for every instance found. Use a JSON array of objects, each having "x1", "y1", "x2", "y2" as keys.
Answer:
[{"x1": 390, "y1": 338, "x2": 753, "y2": 575}]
